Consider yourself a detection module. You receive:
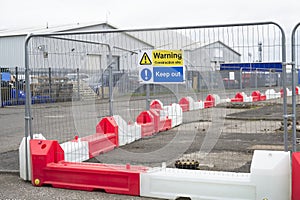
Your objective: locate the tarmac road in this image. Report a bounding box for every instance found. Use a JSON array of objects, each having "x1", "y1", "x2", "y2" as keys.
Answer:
[{"x1": 0, "y1": 102, "x2": 160, "y2": 200}]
